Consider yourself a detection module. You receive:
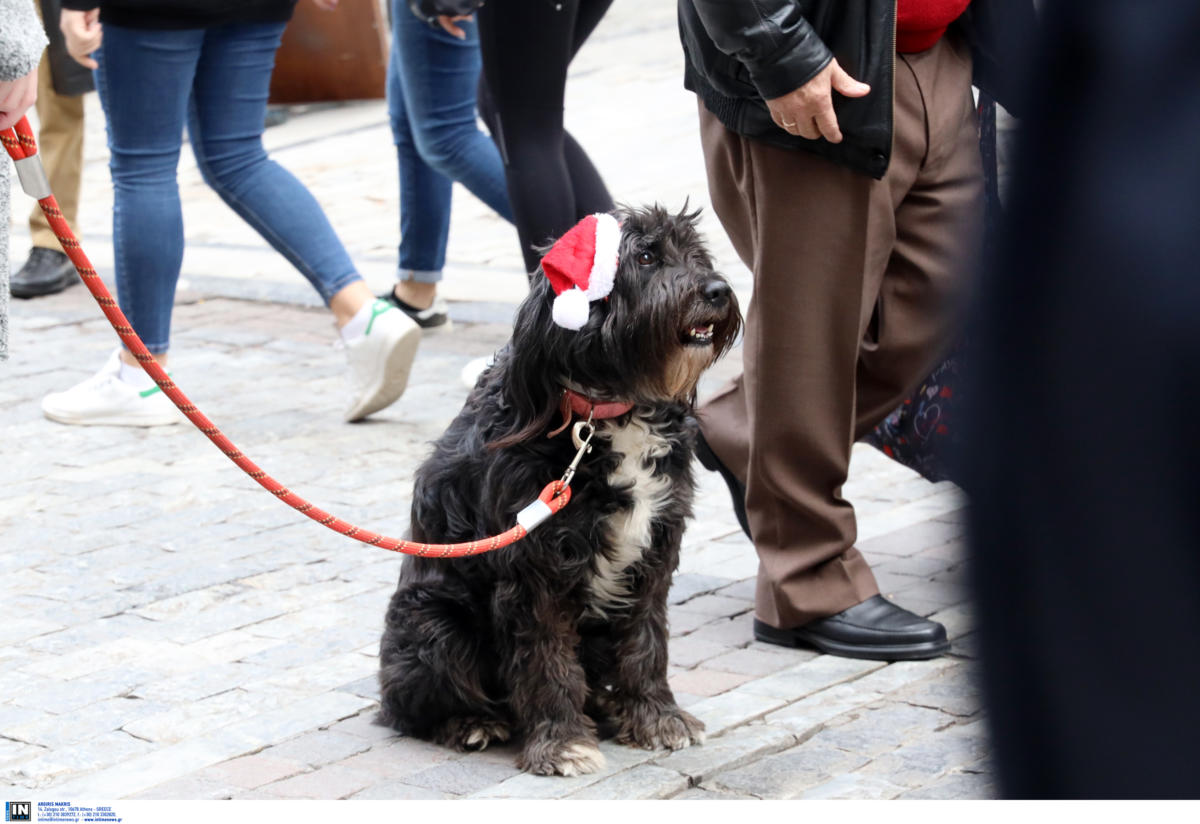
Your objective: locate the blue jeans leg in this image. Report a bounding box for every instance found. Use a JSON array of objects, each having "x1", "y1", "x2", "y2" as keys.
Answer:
[
  {"x1": 94, "y1": 25, "x2": 204, "y2": 354},
  {"x1": 388, "y1": 4, "x2": 513, "y2": 280},
  {"x1": 188, "y1": 22, "x2": 361, "y2": 304}
]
